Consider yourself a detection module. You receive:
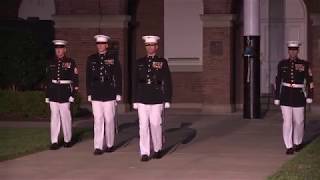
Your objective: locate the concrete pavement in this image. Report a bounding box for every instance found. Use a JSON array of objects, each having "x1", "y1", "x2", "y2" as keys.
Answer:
[{"x1": 1, "y1": 110, "x2": 319, "y2": 180}]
